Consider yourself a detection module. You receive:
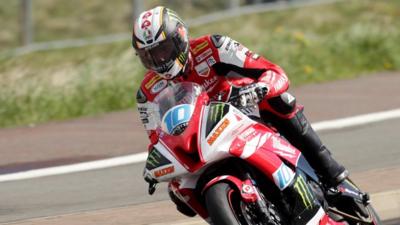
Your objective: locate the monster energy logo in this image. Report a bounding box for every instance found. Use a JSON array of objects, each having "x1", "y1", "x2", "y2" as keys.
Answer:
[
  {"x1": 293, "y1": 175, "x2": 314, "y2": 209},
  {"x1": 146, "y1": 148, "x2": 171, "y2": 170},
  {"x1": 178, "y1": 52, "x2": 186, "y2": 63},
  {"x1": 206, "y1": 103, "x2": 229, "y2": 136},
  {"x1": 210, "y1": 103, "x2": 225, "y2": 123}
]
